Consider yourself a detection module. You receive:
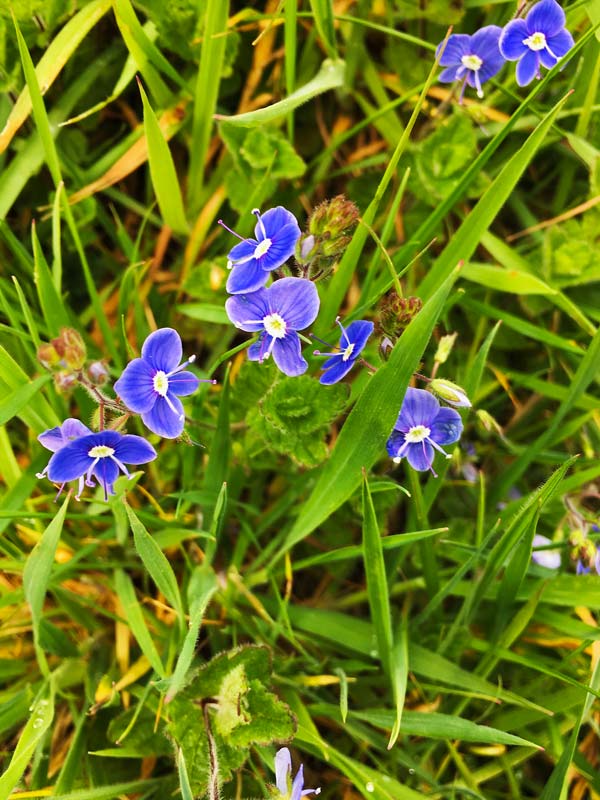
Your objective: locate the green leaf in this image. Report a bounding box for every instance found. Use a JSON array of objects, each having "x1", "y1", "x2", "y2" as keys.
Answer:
[
  {"x1": 114, "y1": 568, "x2": 166, "y2": 678},
  {"x1": 414, "y1": 111, "x2": 478, "y2": 203},
  {"x1": 461, "y1": 261, "x2": 560, "y2": 295},
  {"x1": 202, "y1": 367, "x2": 231, "y2": 531},
  {"x1": 239, "y1": 127, "x2": 306, "y2": 179},
  {"x1": 283, "y1": 269, "x2": 456, "y2": 551},
  {"x1": 126, "y1": 503, "x2": 184, "y2": 625},
  {"x1": 309, "y1": 0, "x2": 338, "y2": 58},
  {"x1": 138, "y1": 79, "x2": 189, "y2": 234},
  {"x1": 215, "y1": 59, "x2": 346, "y2": 126},
  {"x1": 23, "y1": 494, "x2": 70, "y2": 675},
  {"x1": 0, "y1": 374, "x2": 51, "y2": 427},
  {"x1": 32, "y1": 221, "x2": 70, "y2": 335}
]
